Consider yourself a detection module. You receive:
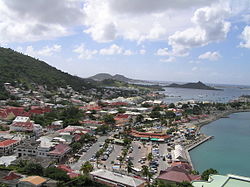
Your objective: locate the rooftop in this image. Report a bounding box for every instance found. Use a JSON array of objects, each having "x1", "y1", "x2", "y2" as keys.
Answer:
[
  {"x1": 90, "y1": 169, "x2": 145, "y2": 187},
  {"x1": 20, "y1": 176, "x2": 47, "y2": 185},
  {"x1": 192, "y1": 174, "x2": 250, "y2": 187},
  {"x1": 0, "y1": 139, "x2": 18, "y2": 147}
]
